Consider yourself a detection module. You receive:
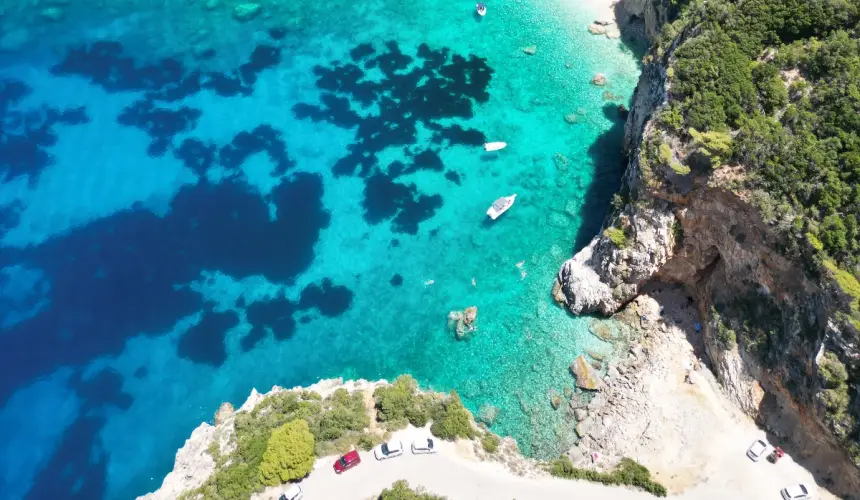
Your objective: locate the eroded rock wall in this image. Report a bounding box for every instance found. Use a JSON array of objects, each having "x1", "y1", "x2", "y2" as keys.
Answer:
[{"x1": 556, "y1": 0, "x2": 860, "y2": 494}]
